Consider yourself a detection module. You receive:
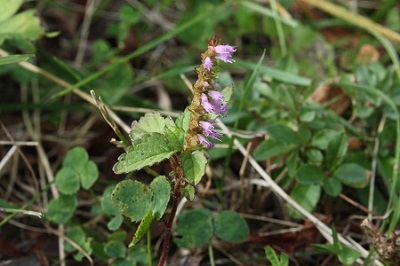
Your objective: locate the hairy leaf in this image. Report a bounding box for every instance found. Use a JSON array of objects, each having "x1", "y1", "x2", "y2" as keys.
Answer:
[
  {"x1": 129, "y1": 112, "x2": 175, "y2": 141},
  {"x1": 181, "y1": 151, "x2": 207, "y2": 185}
]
